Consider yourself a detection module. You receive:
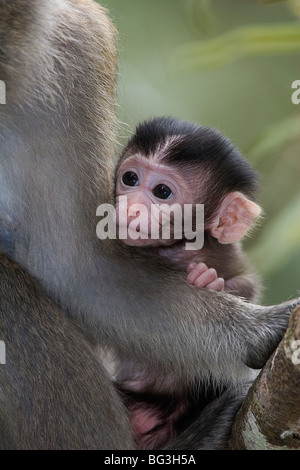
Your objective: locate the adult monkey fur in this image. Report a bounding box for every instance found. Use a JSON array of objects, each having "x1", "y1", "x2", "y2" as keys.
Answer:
[{"x1": 0, "y1": 0, "x2": 299, "y2": 450}]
